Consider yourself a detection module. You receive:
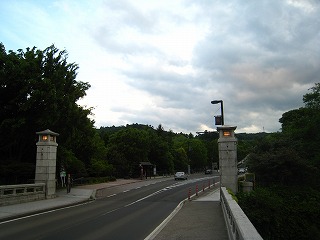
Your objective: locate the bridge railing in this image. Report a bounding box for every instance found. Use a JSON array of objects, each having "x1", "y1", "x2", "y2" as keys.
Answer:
[
  {"x1": 220, "y1": 187, "x2": 263, "y2": 240},
  {"x1": 0, "y1": 183, "x2": 46, "y2": 206}
]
